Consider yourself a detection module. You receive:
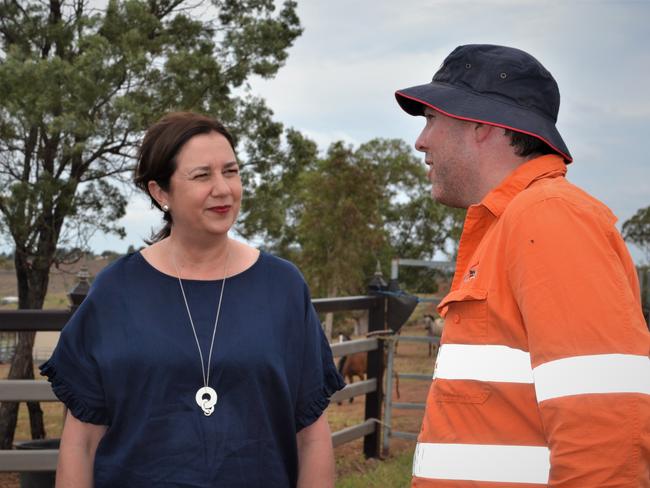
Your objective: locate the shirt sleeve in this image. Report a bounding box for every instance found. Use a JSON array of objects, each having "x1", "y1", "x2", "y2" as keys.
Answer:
[
  {"x1": 40, "y1": 292, "x2": 109, "y2": 426},
  {"x1": 294, "y1": 286, "x2": 346, "y2": 432},
  {"x1": 506, "y1": 196, "x2": 650, "y2": 486}
]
